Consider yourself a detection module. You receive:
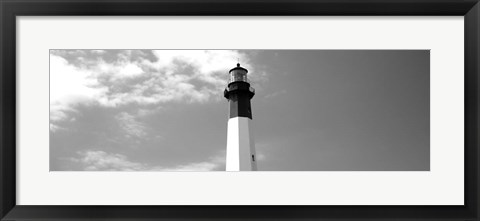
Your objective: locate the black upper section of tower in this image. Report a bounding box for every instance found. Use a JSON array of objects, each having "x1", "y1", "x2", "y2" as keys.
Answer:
[{"x1": 224, "y1": 63, "x2": 255, "y2": 119}]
